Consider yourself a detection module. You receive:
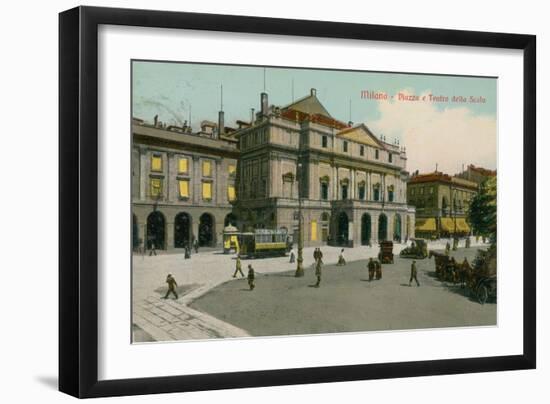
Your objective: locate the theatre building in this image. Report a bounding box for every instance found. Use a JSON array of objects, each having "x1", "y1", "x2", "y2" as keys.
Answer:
[
  {"x1": 132, "y1": 117, "x2": 239, "y2": 250},
  {"x1": 234, "y1": 89, "x2": 416, "y2": 247},
  {"x1": 407, "y1": 172, "x2": 478, "y2": 239}
]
